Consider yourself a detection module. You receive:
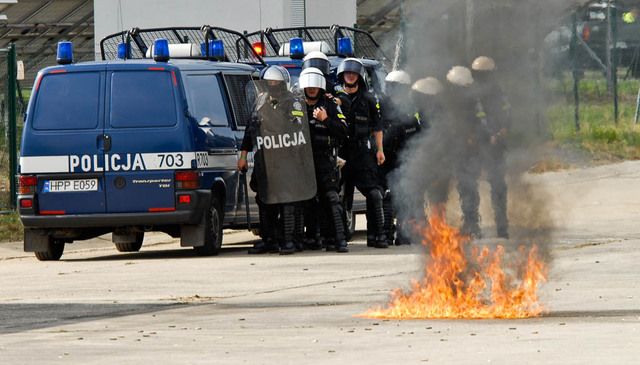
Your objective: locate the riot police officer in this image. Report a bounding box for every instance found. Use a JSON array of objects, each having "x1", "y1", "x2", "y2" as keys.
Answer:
[
  {"x1": 299, "y1": 67, "x2": 350, "y2": 252},
  {"x1": 303, "y1": 51, "x2": 351, "y2": 113},
  {"x1": 239, "y1": 65, "x2": 316, "y2": 254},
  {"x1": 411, "y1": 77, "x2": 449, "y2": 210},
  {"x1": 471, "y1": 56, "x2": 510, "y2": 238},
  {"x1": 380, "y1": 70, "x2": 422, "y2": 245},
  {"x1": 338, "y1": 58, "x2": 387, "y2": 248},
  {"x1": 444, "y1": 65, "x2": 482, "y2": 238}
]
